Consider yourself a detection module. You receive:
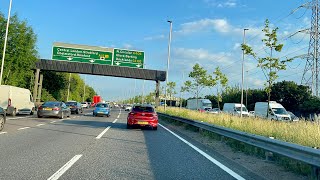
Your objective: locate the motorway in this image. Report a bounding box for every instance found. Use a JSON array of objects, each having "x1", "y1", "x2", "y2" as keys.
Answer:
[{"x1": 0, "y1": 108, "x2": 263, "y2": 180}]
